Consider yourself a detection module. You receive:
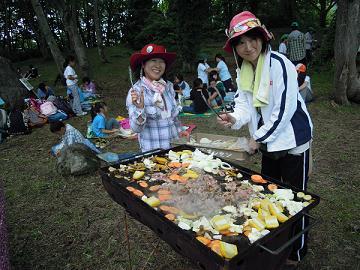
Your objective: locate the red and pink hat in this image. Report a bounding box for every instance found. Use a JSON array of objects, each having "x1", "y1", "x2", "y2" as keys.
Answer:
[
  {"x1": 223, "y1": 11, "x2": 273, "y2": 53},
  {"x1": 130, "y1": 44, "x2": 176, "y2": 71}
]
